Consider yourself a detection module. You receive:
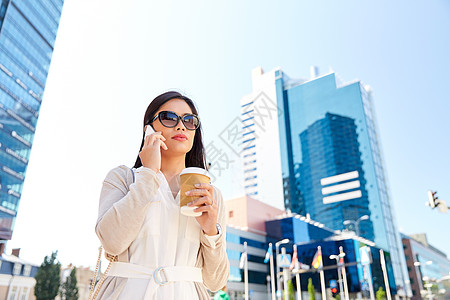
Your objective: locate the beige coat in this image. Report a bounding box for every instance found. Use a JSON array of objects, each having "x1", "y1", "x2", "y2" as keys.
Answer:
[{"x1": 95, "y1": 165, "x2": 230, "y2": 299}]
